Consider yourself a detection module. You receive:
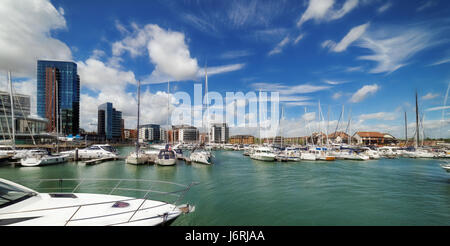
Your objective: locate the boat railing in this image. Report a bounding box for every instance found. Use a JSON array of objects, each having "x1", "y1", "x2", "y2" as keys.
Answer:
[{"x1": 6, "y1": 178, "x2": 198, "y2": 225}]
